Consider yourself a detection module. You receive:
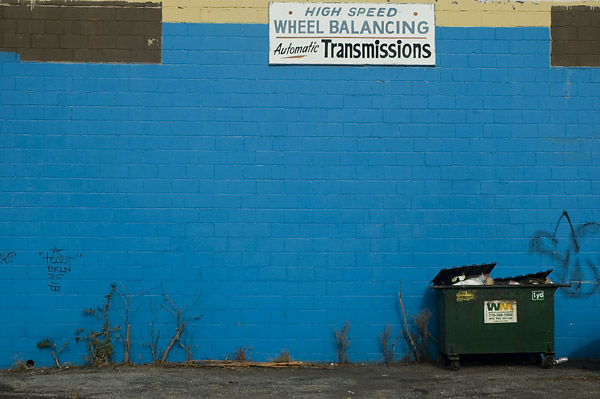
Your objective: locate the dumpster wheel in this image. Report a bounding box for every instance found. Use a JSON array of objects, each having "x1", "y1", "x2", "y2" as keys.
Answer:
[
  {"x1": 445, "y1": 354, "x2": 460, "y2": 371},
  {"x1": 449, "y1": 360, "x2": 461, "y2": 371},
  {"x1": 541, "y1": 356, "x2": 554, "y2": 369}
]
